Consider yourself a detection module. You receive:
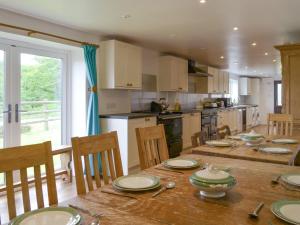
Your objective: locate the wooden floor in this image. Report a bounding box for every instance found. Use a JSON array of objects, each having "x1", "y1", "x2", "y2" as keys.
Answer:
[{"x1": 1, "y1": 125, "x2": 300, "y2": 224}]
